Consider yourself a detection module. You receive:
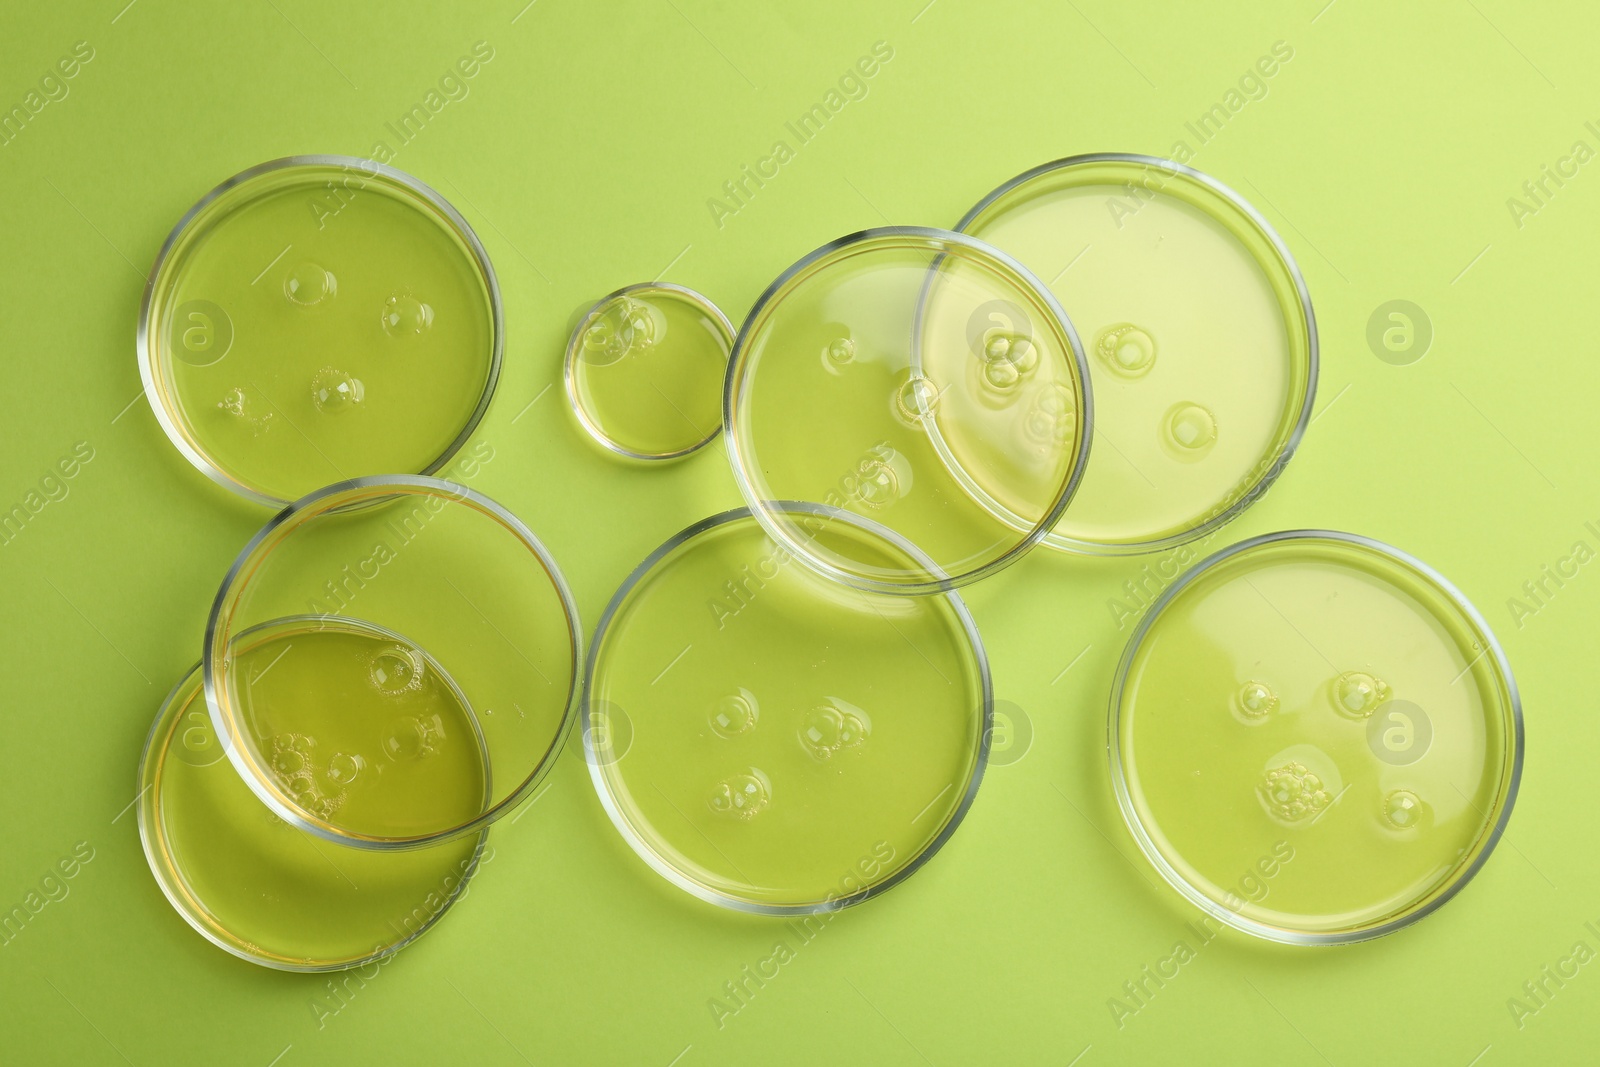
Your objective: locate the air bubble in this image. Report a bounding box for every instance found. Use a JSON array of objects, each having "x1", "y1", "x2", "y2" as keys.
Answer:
[
  {"x1": 799, "y1": 700, "x2": 872, "y2": 761},
  {"x1": 825, "y1": 337, "x2": 855, "y2": 367},
  {"x1": 1163, "y1": 402, "x2": 1216, "y2": 454},
  {"x1": 382, "y1": 714, "x2": 444, "y2": 761},
  {"x1": 856, "y1": 461, "x2": 900, "y2": 509},
  {"x1": 216, "y1": 387, "x2": 274, "y2": 435},
  {"x1": 1095, "y1": 323, "x2": 1156, "y2": 377},
  {"x1": 1235, "y1": 680, "x2": 1278, "y2": 720},
  {"x1": 709, "y1": 689, "x2": 759, "y2": 738},
  {"x1": 1383, "y1": 789, "x2": 1427, "y2": 830},
  {"x1": 1333, "y1": 671, "x2": 1390, "y2": 719},
  {"x1": 381, "y1": 292, "x2": 434, "y2": 336},
  {"x1": 326, "y1": 752, "x2": 363, "y2": 785},
  {"x1": 370, "y1": 646, "x2": 424, "y2": 693},
  {"x1": 708, "y1": 769, "x2": 770, "y2": 820},
  {"x1": 311, "y1": 368, "x2": 366, "y2": 413},
  {"x1": 1260, "y1": 761, "x2": 1333, "y2": 823},
  {"x1": 983, "y1": 359, "x2": 1021, "y2": 391},
  {"x1": 284, "y1": 262, "x2": 336, "y2": 306},
  {"x1": 894, "y1": 375, "x2": 941, "y2": 425}
]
